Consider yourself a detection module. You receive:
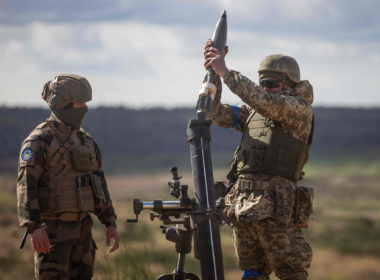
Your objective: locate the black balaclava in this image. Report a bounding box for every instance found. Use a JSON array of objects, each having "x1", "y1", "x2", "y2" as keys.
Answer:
[{"x1": 51, "y1": 105, "x2": 88, "y2": 129}]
